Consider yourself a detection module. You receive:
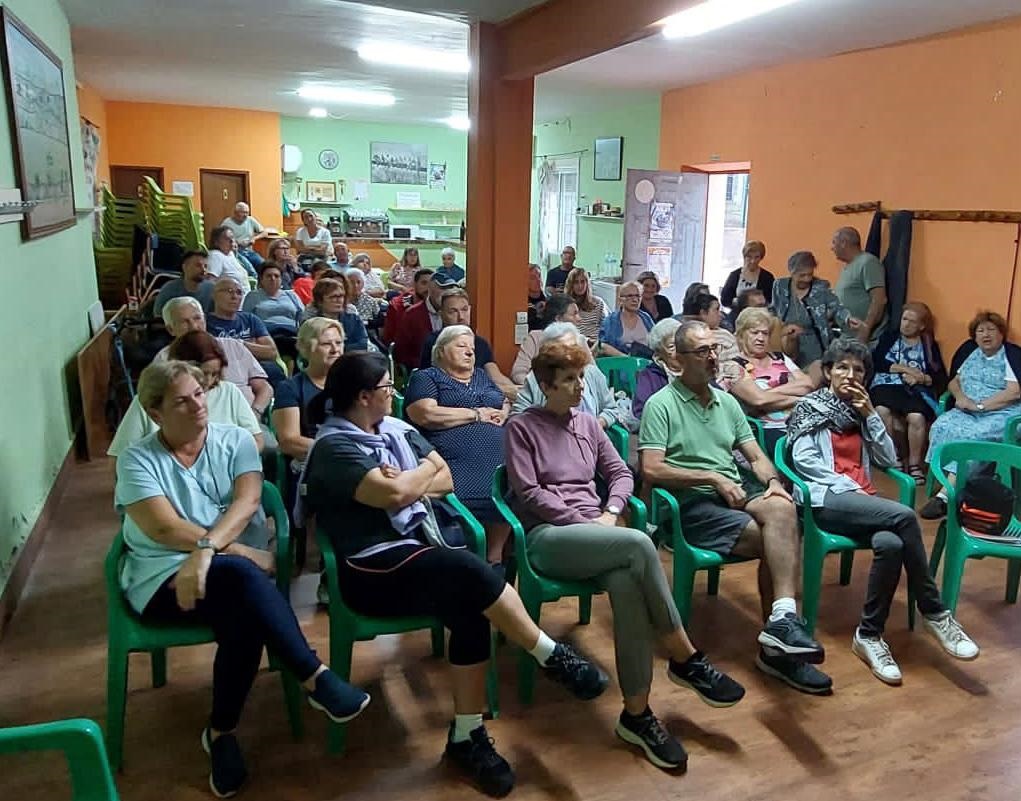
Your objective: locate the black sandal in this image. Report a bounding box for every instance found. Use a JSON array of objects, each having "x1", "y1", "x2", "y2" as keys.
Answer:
[{"x1": 908, "y1": 464, "x2": 926, "y2": 485}]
